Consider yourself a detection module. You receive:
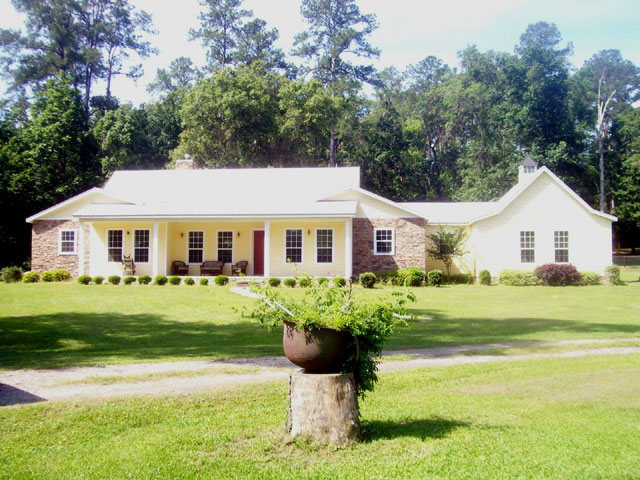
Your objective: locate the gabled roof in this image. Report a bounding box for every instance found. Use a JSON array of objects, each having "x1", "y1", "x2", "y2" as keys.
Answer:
[
  {"x1": 521, "y1": 155, "x2": 537, "y2": 167},
  {"x1": 319, "y1": 186, "x2": 425, "y2": 218}
]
